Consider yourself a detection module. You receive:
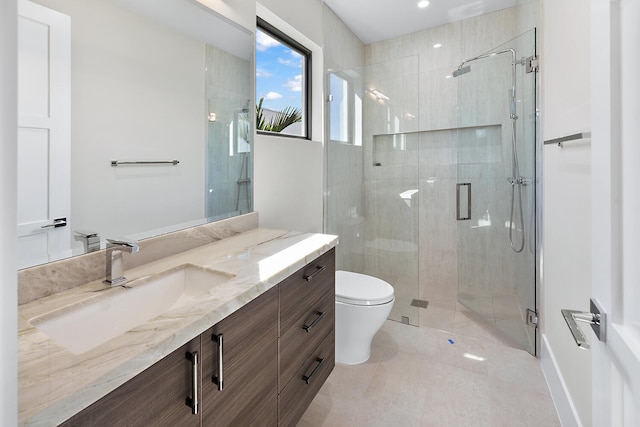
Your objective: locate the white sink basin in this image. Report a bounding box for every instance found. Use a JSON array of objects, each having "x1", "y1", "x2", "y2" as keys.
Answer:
[{"x1": 31, "y1": 264, "x2": 235, "y2": 354}]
